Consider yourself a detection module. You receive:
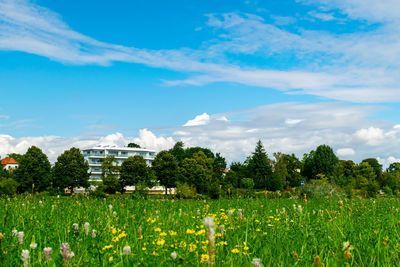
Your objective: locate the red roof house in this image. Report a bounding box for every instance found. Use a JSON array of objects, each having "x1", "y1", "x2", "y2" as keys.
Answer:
[{"x1": 1, "y1": 157, "x2": 19, "y2": 170}]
